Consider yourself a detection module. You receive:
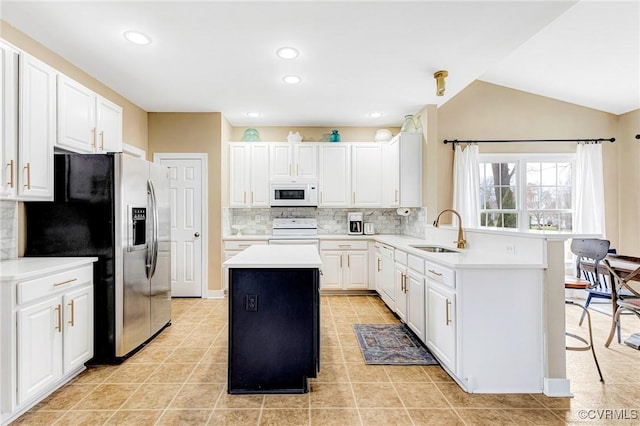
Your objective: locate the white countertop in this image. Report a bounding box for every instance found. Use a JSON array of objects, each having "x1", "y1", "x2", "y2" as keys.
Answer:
[
  {"x1": 223, "y1": 245, "x2": 322, "y2": 268},
  {"x1": 0, "y1": 257, "x2": 98, "y2": 281},
  {"x1": 224, "y1": 233, "x2": 546, "y2": 269}
]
